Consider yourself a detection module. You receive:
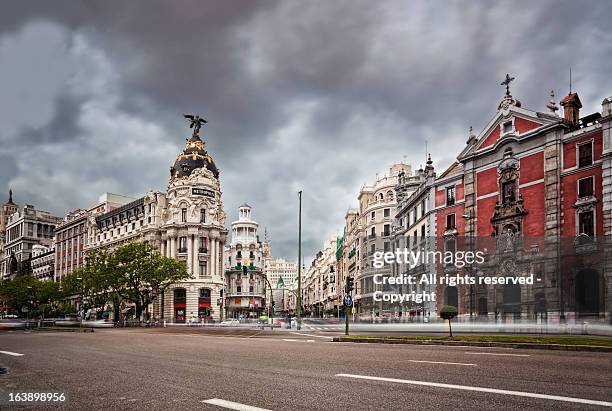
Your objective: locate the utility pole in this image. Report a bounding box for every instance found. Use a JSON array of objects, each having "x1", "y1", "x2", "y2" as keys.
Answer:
[
  {"x1": 344, "y1": 276, "x2": 354, "y2": 335},
  {"x1": 296, "y1": 191, "x2": 302, "y2": 330}
]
